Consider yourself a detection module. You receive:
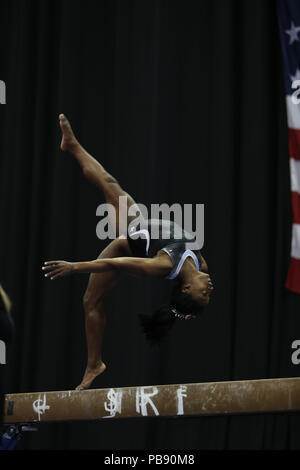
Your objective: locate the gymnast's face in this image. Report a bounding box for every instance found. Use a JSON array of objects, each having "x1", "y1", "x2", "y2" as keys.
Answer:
[{"x1": 182, "y1": 272, "x2": 214, "y2": 307}]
